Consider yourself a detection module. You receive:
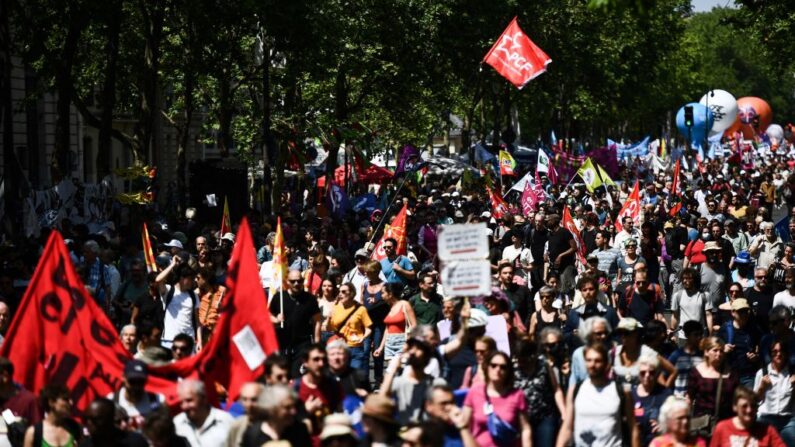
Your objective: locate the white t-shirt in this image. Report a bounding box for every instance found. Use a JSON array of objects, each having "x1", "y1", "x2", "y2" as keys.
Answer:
[
  {"x1": 773, "y1": 290, "x2": 795, "y2": 310},
  {"x1": 502, "y1": 245, "x2": 533, "y2": 267},
  {"x1": 573, "y1": 379, "x2": 623, "y2": 447},
  {"x1": 107, "y1": 388, "x2": 164, "y2": 429},
  {"x1": 162, "y1": 284, "x2": 197, "y2": 343}
]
